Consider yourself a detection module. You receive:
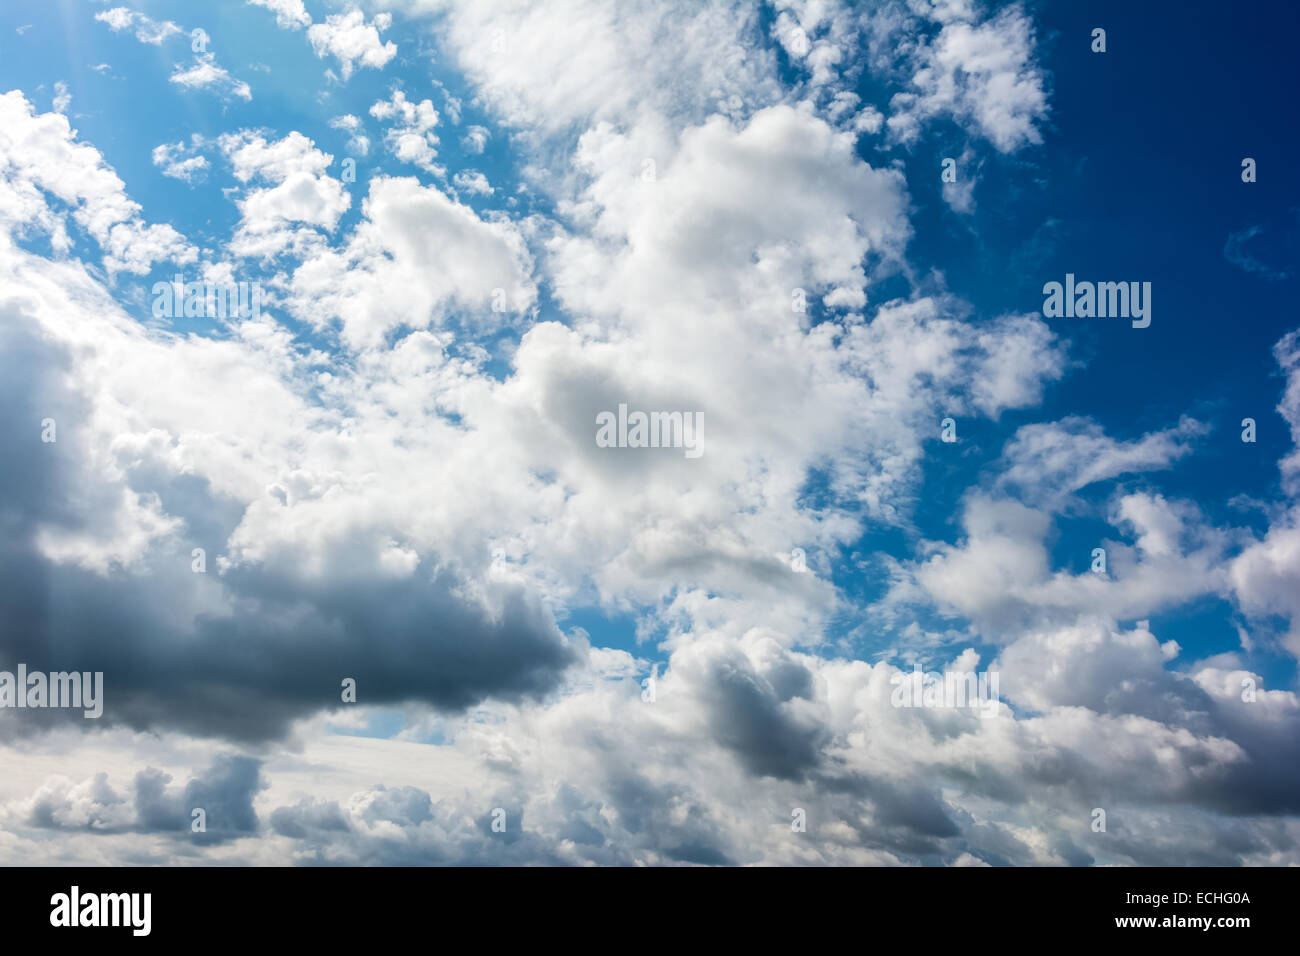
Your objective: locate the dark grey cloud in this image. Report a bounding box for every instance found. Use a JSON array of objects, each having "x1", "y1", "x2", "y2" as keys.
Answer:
[
  {"x1": 688, "y1": 645, "x2": 825, "y2": 781},
  {"x1": 22, "y1": 753, "x2": 264, "y2": 845},
  {"x1": 269, "y1": 786, "x2": 572, "y2": 866},
  {"x1": 26, "y1": 771, "x2": 127, "y2": 831},
  {"x1": 0, "y1": 306, "x2": 580, "y2": 744}
]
